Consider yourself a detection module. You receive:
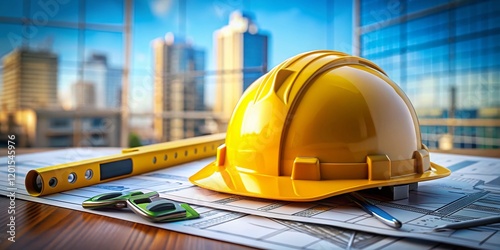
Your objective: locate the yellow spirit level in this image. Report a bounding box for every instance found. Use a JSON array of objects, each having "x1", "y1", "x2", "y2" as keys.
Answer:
[{"x1": 25, "y1": 133, "x2": 225, "y2": 196}]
